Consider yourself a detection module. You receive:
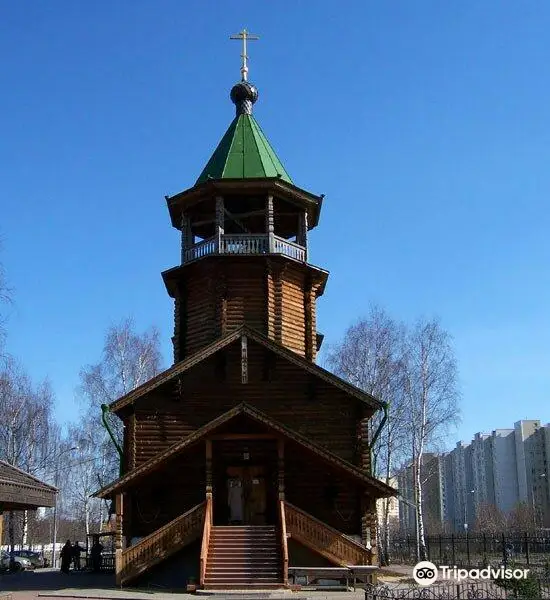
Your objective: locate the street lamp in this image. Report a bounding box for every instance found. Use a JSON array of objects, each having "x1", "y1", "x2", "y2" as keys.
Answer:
[
  {"x1": 51, "y1": 446, "x2": 78, "y2": 569},
  {"x1": 464, "y1": 489, "x2": 475, "y2": 532}
]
